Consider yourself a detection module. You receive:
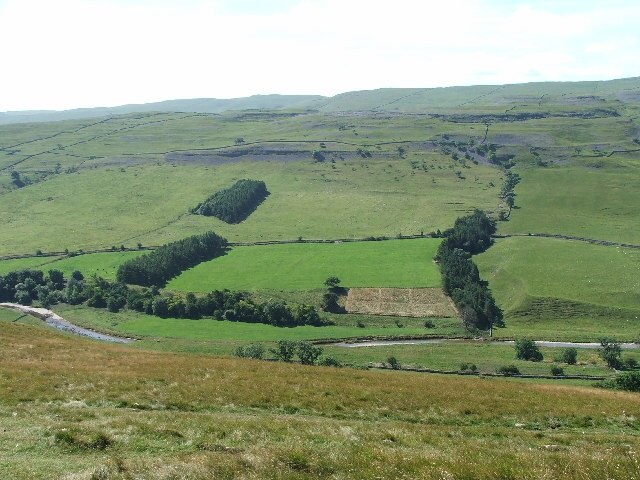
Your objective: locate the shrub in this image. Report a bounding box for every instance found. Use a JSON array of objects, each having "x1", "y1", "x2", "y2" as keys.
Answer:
[
  {"x1": 514, "y1": 339, "x2": 543, "y2": 362},
  {"x1": 424, "y1": 319, "x2": 435, "y2": 329},
  {"x1": 235, "y1": 343, "x2": 265, "y2": 359},
  {"x1": 561, "y1": 348, "x2": 578, "y2": 365},
  {"x1": 625, "y1": 358, "x2": 638, "y2": 370},
  {"x1": 496, "y1": 365, "x2": 520, "y2": 376},
  {"x1": 599, "y1": 338, "x2": 623, "y2": 369},
  {"x1": 612, "y1": 371, "x2": 640, "y2": 392},
  {"x1": 387, "y1": 356, "x2": 401, "y2": 370},
  {"x1": 550, "y1": 365, "x2": 564, "y2": 376},
  {"x1": 297, "y1": 341, "x2": 323, "y2": 365},
  {"x1": 356, "y1": 320, "x2": 365, "y2": 328},
  {"x1": 270, "y1": 340, "x2": 298, "y2": 362},
  {"x1": 318, "y1": 356, "x2": 342, "y2": 367}
]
